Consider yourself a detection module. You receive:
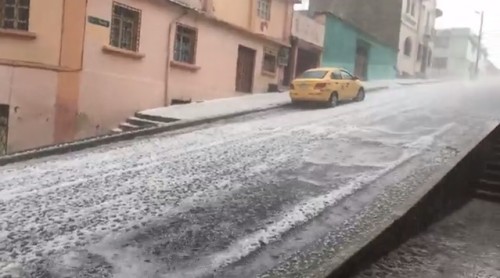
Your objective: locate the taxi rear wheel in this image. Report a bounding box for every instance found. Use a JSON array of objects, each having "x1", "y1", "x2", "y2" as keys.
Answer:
[{"x1": 327, "y1": 92, "x2": 338, "y2": 108}]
